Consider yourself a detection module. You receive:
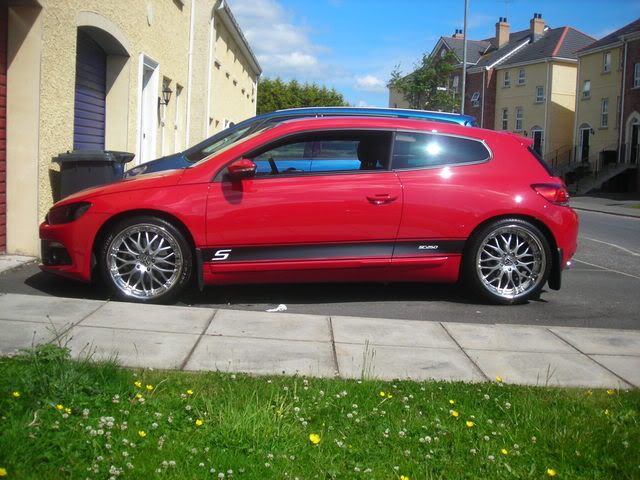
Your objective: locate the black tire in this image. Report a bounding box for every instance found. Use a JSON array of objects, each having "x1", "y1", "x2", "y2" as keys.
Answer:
[
  {"x1": 98, "y1": 215, "x2": 193, "y2": 304},
  {"x1": 462, "y1": 218, "x2": 552, "y2": 305}
]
